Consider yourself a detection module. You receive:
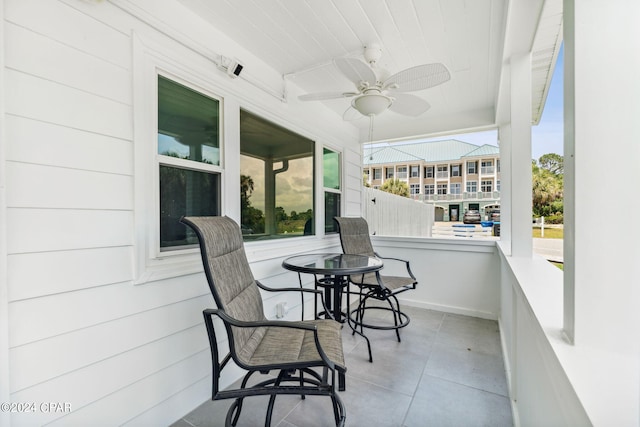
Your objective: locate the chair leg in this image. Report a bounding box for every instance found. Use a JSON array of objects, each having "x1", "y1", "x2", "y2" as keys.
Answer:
[
  {"x1": 265, "y1": 370, "x2": 286, "y2": 427},
  {"x1": 388, "y1": 294, "x2": 402, "y2": 342}
]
